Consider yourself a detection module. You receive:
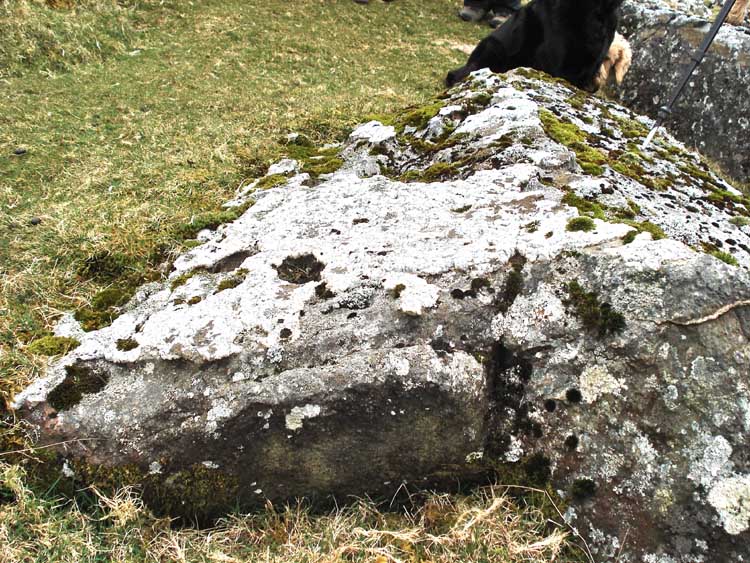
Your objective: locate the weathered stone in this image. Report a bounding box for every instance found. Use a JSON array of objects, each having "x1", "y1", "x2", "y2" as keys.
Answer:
[
  {"x1": 13, "y1": 69, "x2": 750, "y2": 560},
  {"x1": 615, "y1": 0, "x2": 750, "y2": 181}
]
